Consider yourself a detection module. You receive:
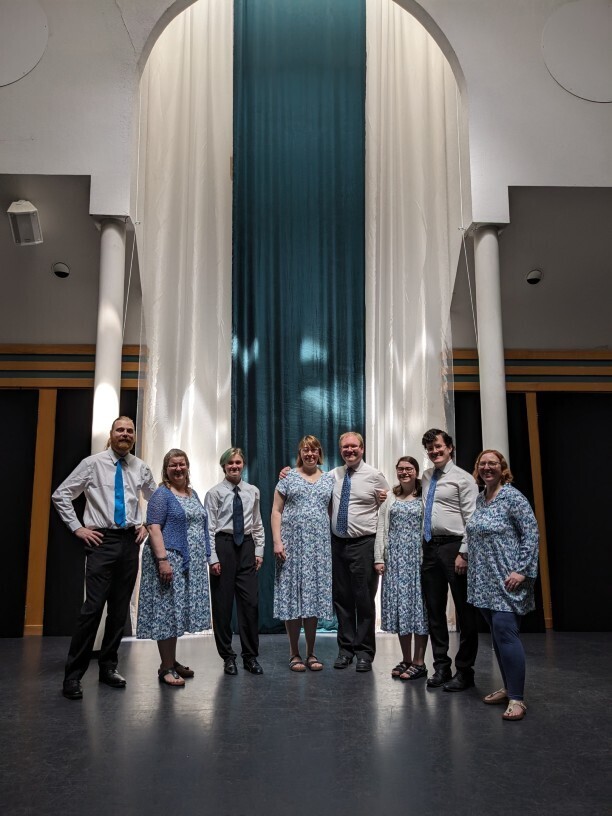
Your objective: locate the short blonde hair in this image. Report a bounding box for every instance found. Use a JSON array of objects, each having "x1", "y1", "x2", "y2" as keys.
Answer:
[{"x1": 338, "y1": 431, "x2": 364, "y2": 449}]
